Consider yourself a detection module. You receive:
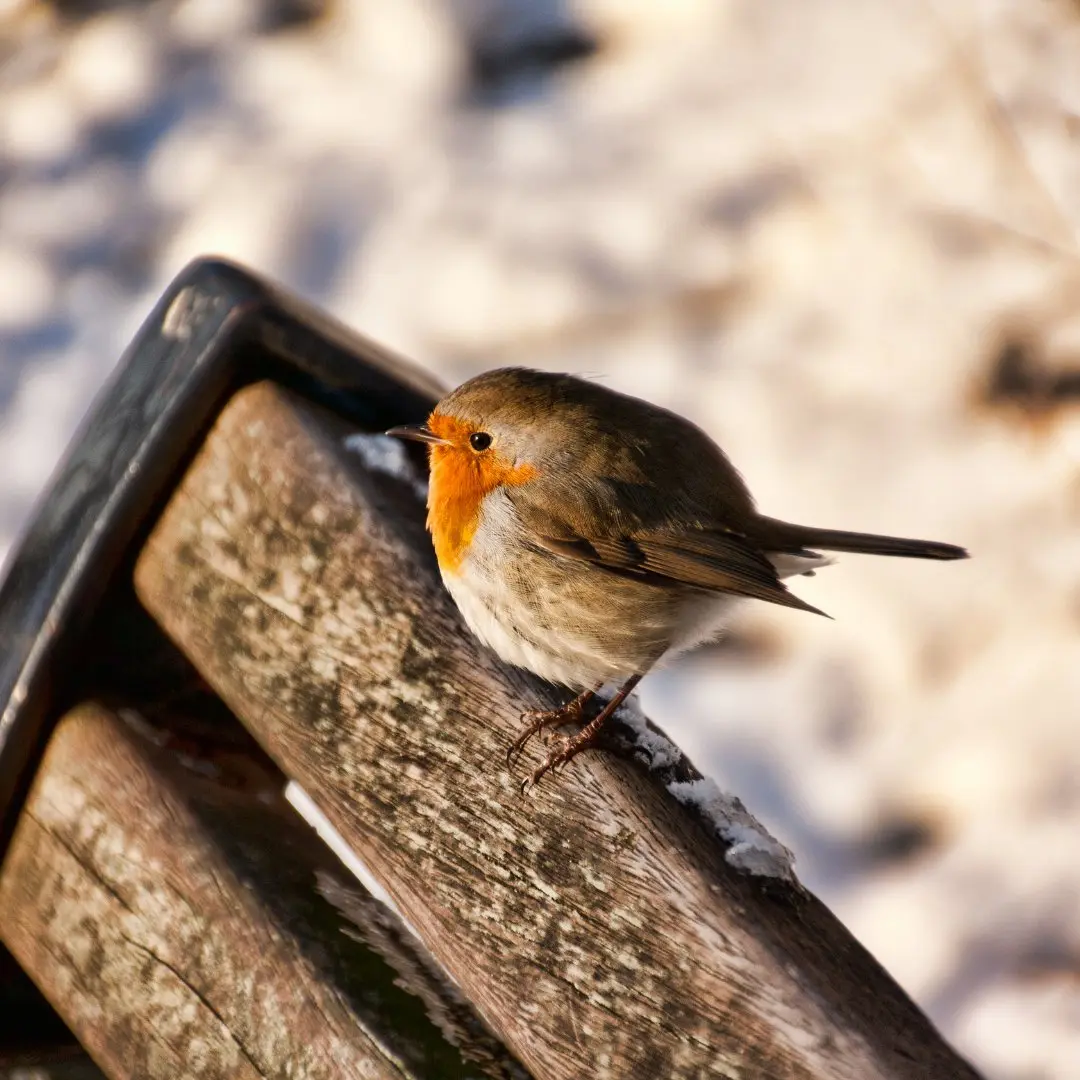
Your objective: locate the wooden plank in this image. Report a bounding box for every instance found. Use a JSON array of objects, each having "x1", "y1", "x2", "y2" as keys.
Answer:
[
  {"x1": 0, "y1": 702, "x2": 526, "y2": 1080},
  {"x1": 0, "y1": 941, "x2": 100, "y2": 1077},
  {"x1": 0, "y1": 1051, "x2": 106, "y2": 1080},
  {"x1": 134, "y1": 381, "x2": 983, "y2": 1080}
]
